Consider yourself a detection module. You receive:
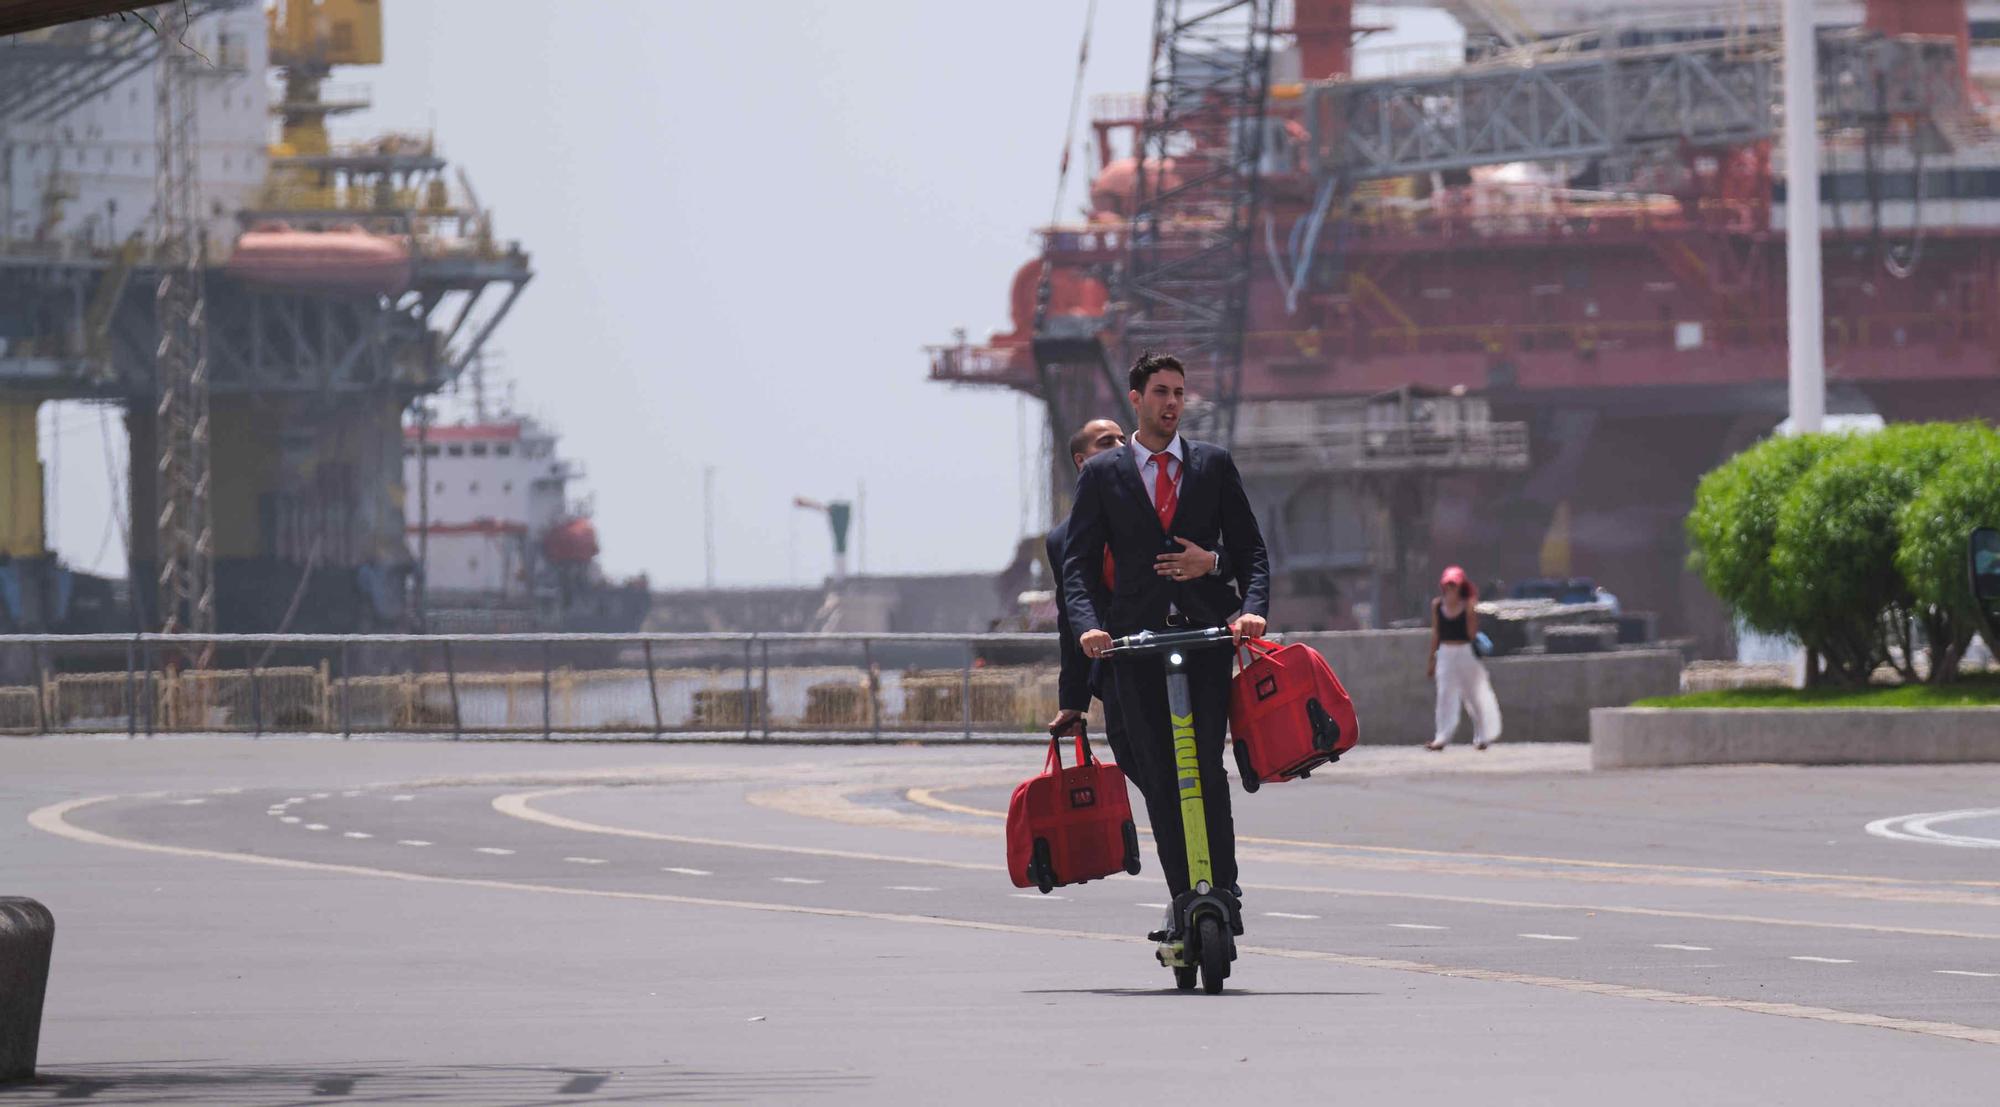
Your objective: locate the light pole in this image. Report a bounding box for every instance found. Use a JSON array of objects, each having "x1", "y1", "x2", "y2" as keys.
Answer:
[{"x1": 1783, "y1": 0, "x2": 1825, "y2": 434}]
